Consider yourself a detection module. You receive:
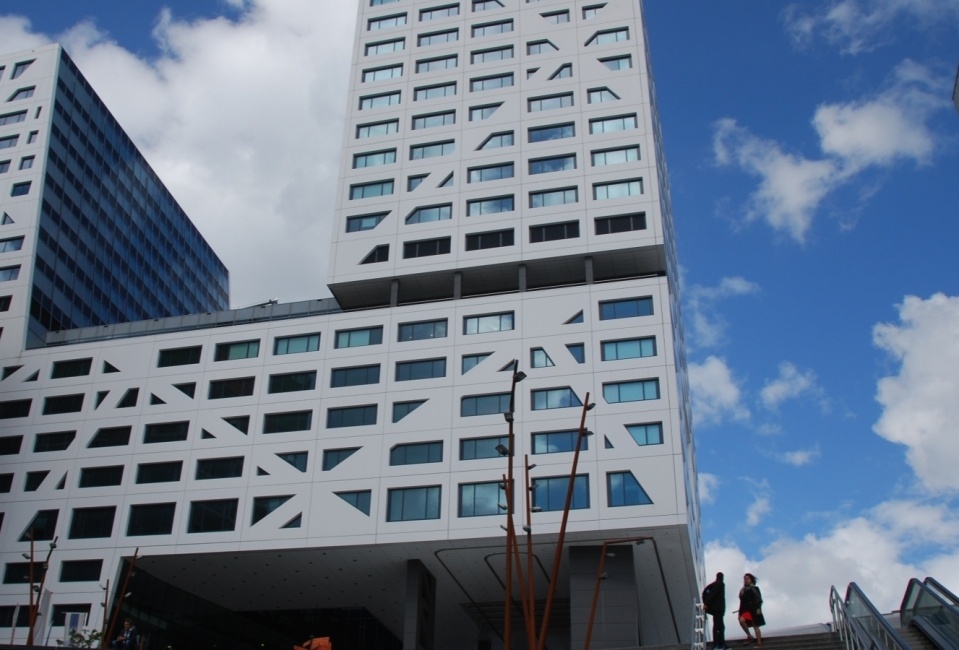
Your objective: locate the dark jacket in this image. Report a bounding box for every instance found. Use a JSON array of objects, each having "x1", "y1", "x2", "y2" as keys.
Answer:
[
  {"x1": 703, "y1": 578, "x2": 726, "y2": 615},
  {"x1": 739, "y1": 585, "x2": 765, "y2": 627}
]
